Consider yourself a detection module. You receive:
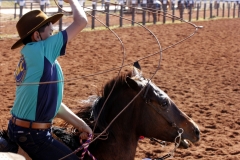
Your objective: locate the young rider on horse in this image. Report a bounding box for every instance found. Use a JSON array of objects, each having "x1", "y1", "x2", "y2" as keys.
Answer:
[{"x1": 8, "y1": 0, "x2": 92, "y2": 159}]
